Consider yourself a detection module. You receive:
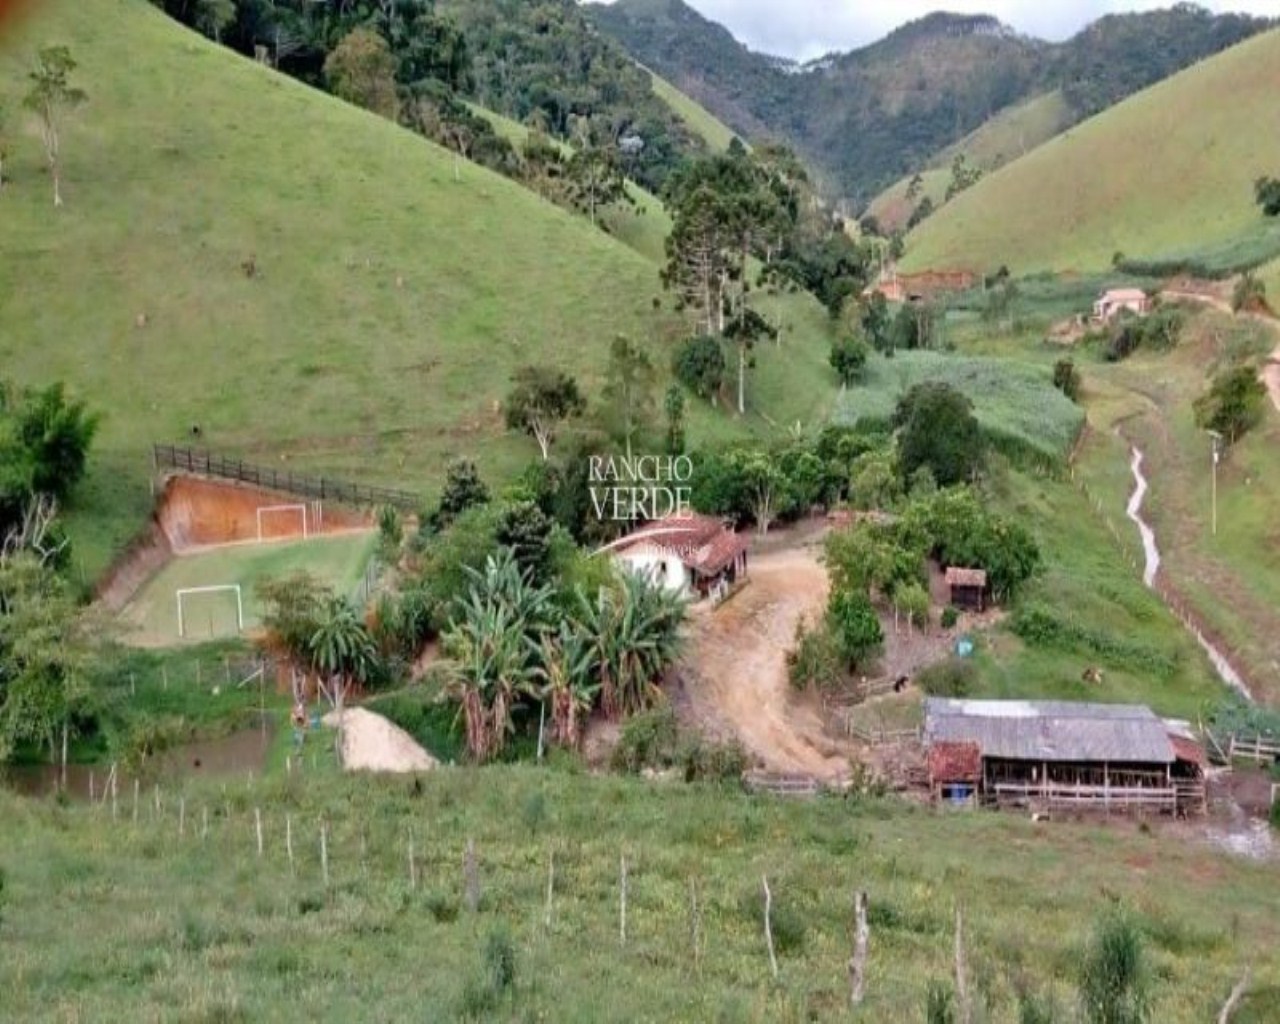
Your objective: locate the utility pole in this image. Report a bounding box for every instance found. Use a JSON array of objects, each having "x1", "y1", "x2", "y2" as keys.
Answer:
[{"x1": 1209, "y1": 430, "x2": 1222, "y2": 537}]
